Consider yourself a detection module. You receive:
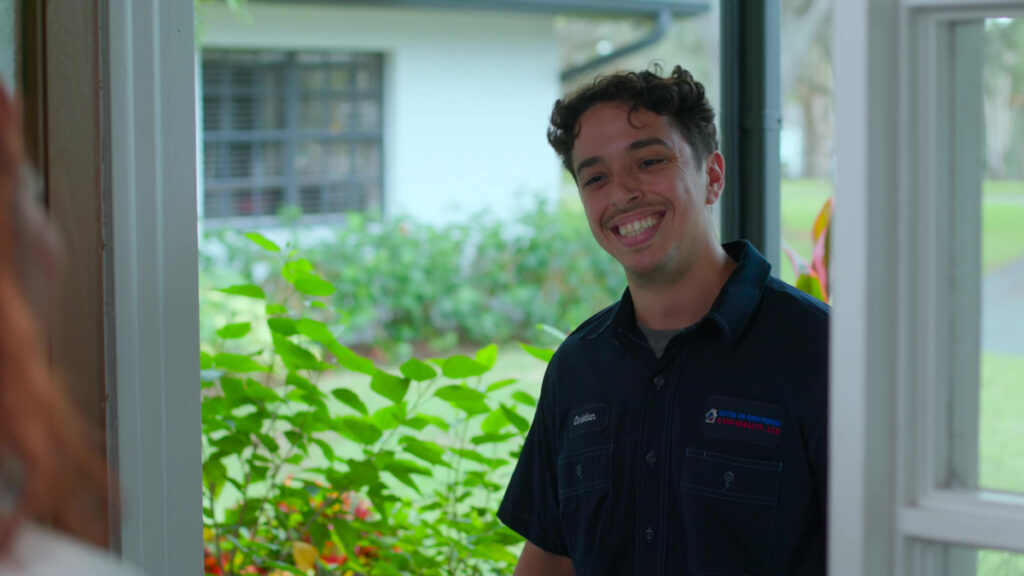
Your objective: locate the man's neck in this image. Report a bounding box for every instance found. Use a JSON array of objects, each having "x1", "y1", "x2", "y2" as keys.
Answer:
[{"x1": 628, "y1": 242, "x2": 737, "y2": 331}]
